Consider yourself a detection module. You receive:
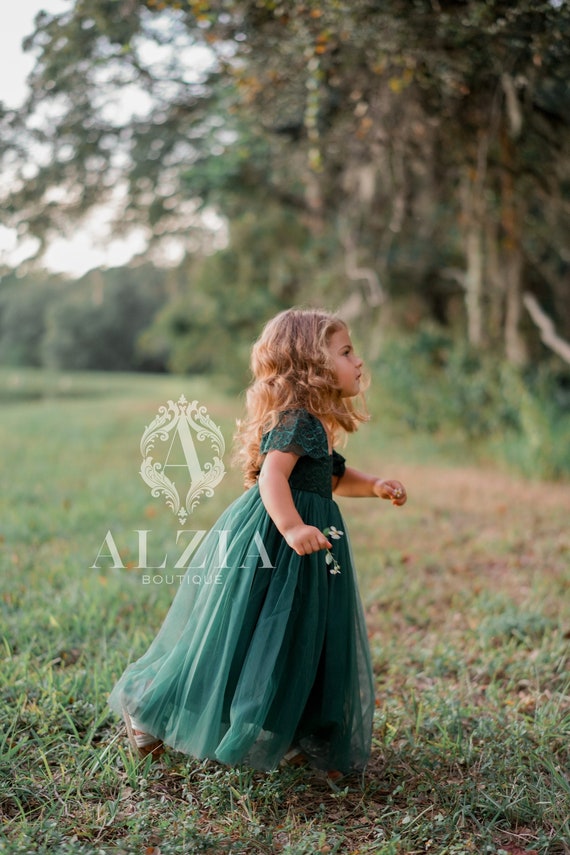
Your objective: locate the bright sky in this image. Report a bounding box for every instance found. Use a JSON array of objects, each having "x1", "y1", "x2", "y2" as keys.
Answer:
[{"x1": 0, "y1": 0, "x2": 149, "y2": 276}]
